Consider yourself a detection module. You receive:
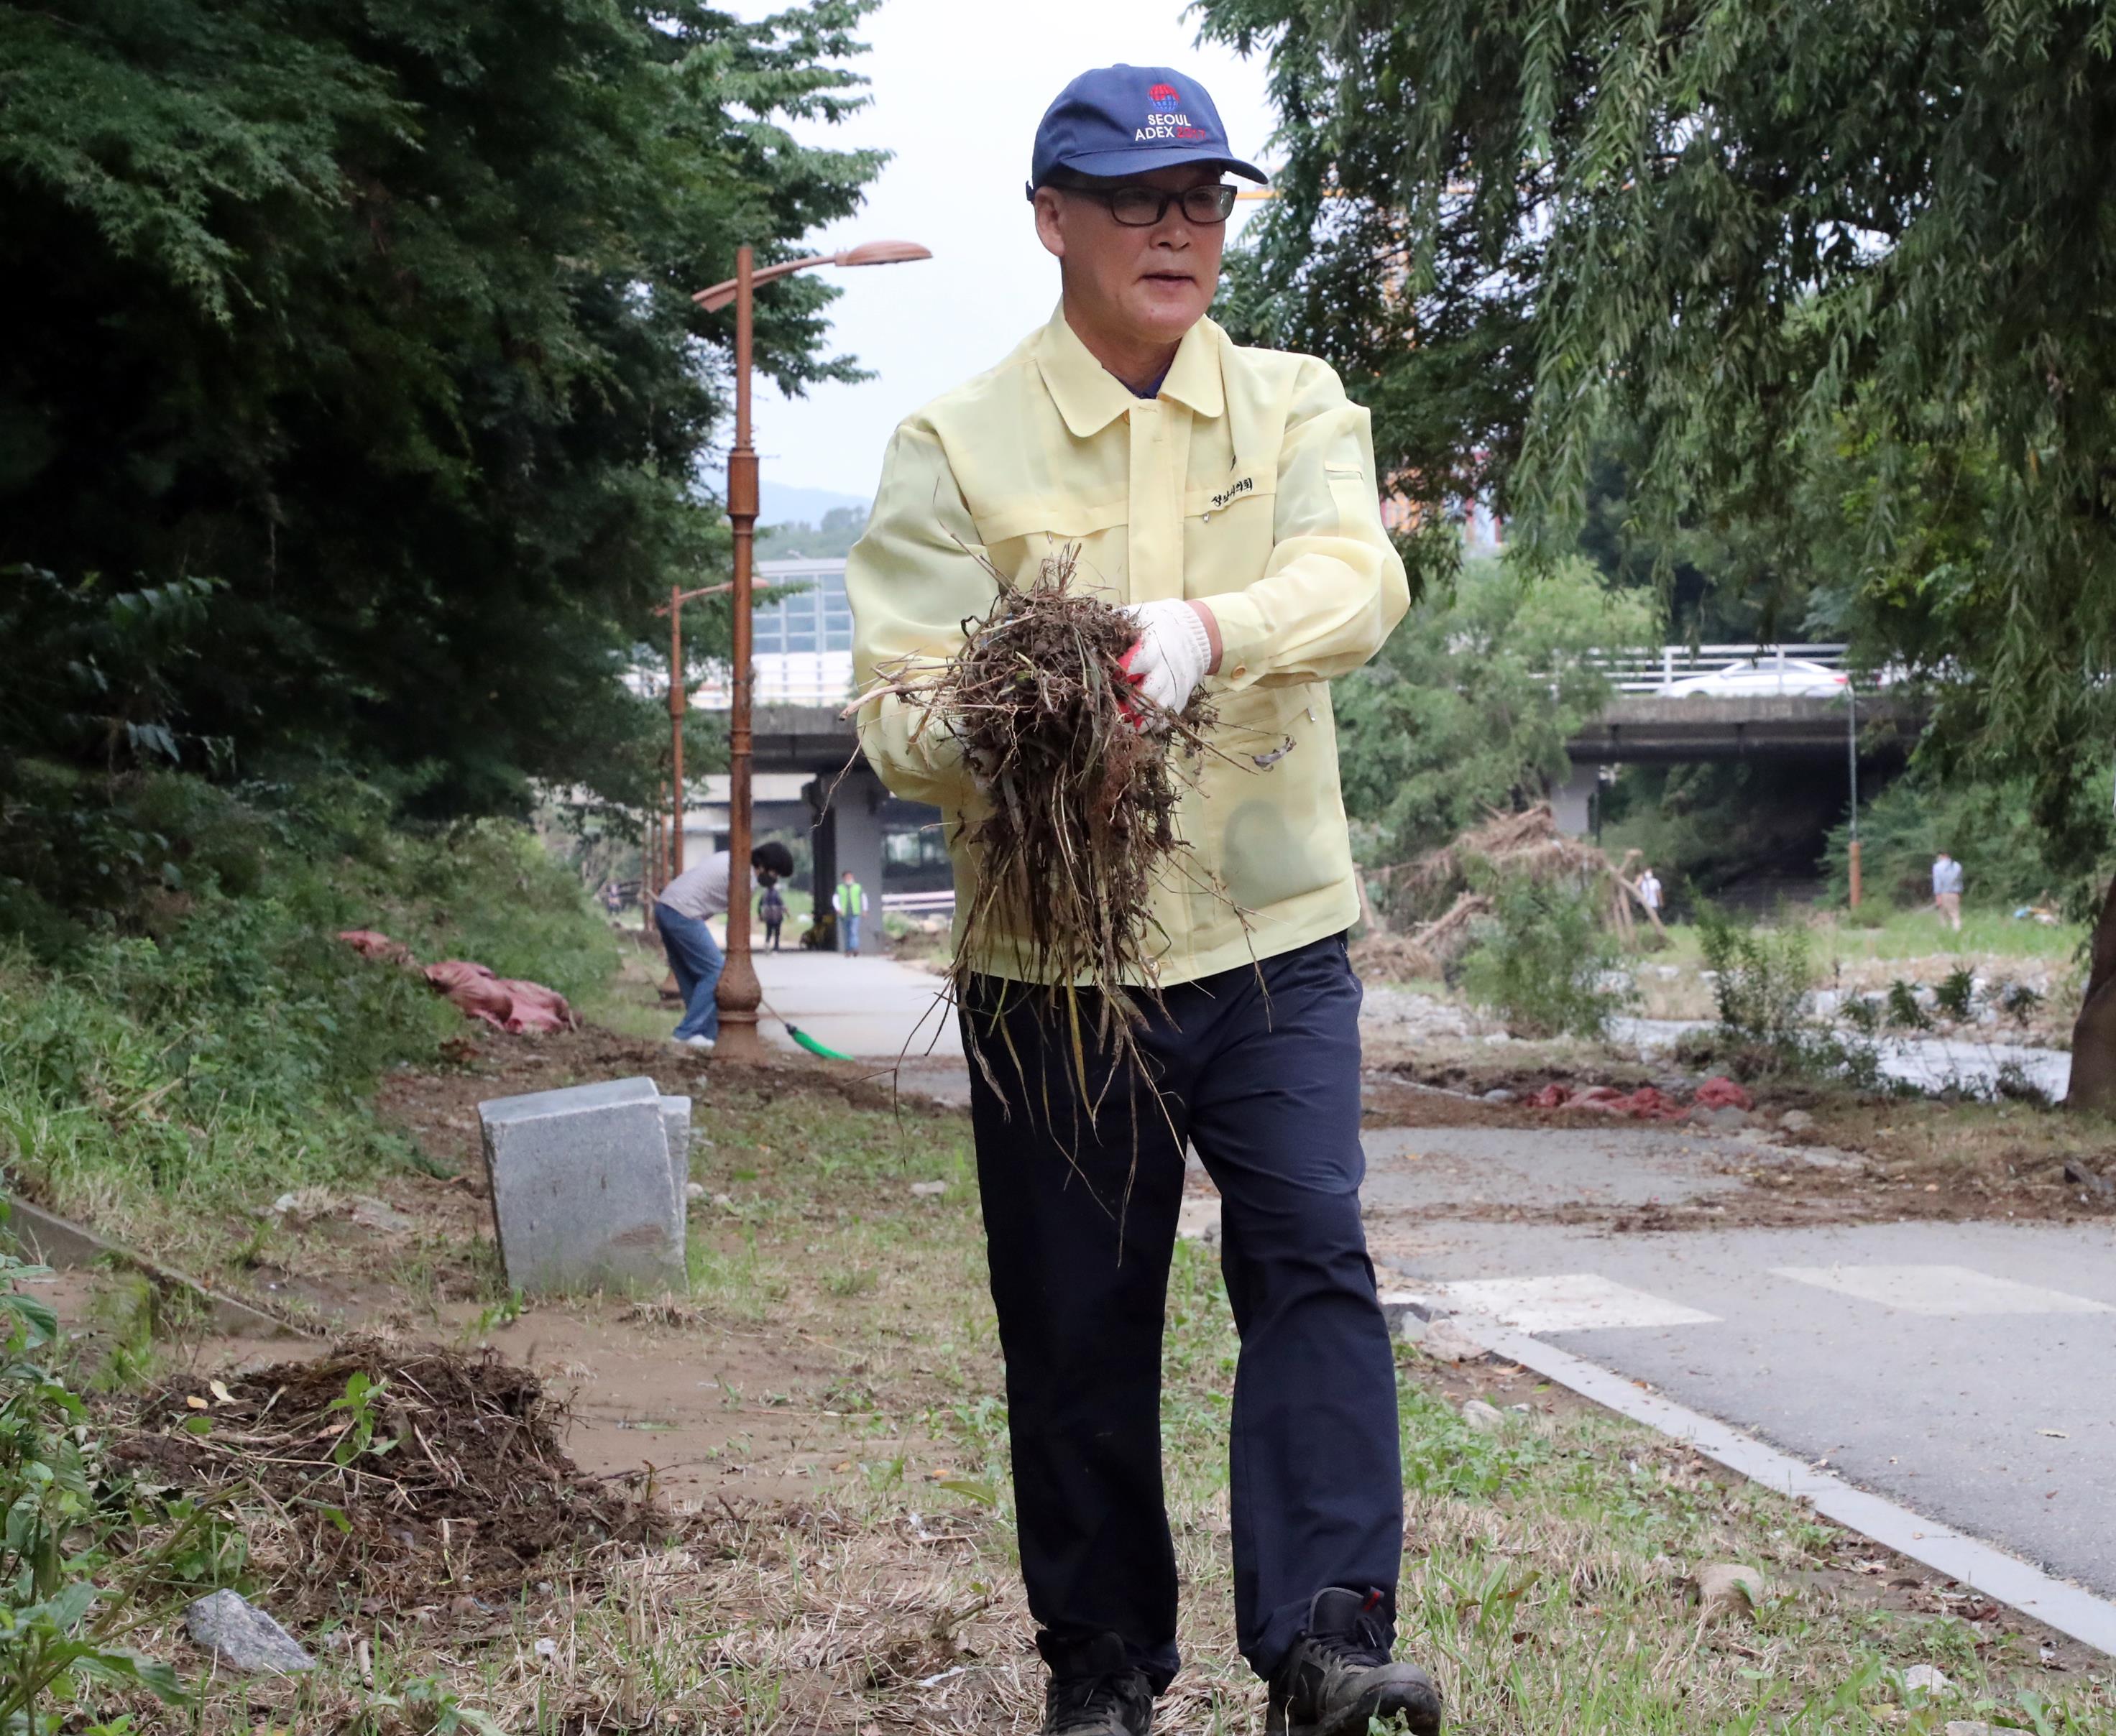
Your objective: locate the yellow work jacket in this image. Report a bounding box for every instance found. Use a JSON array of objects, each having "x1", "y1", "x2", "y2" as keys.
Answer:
[{"x1": 846, "y1": 308, "x2": 1409, "y2": 986}]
